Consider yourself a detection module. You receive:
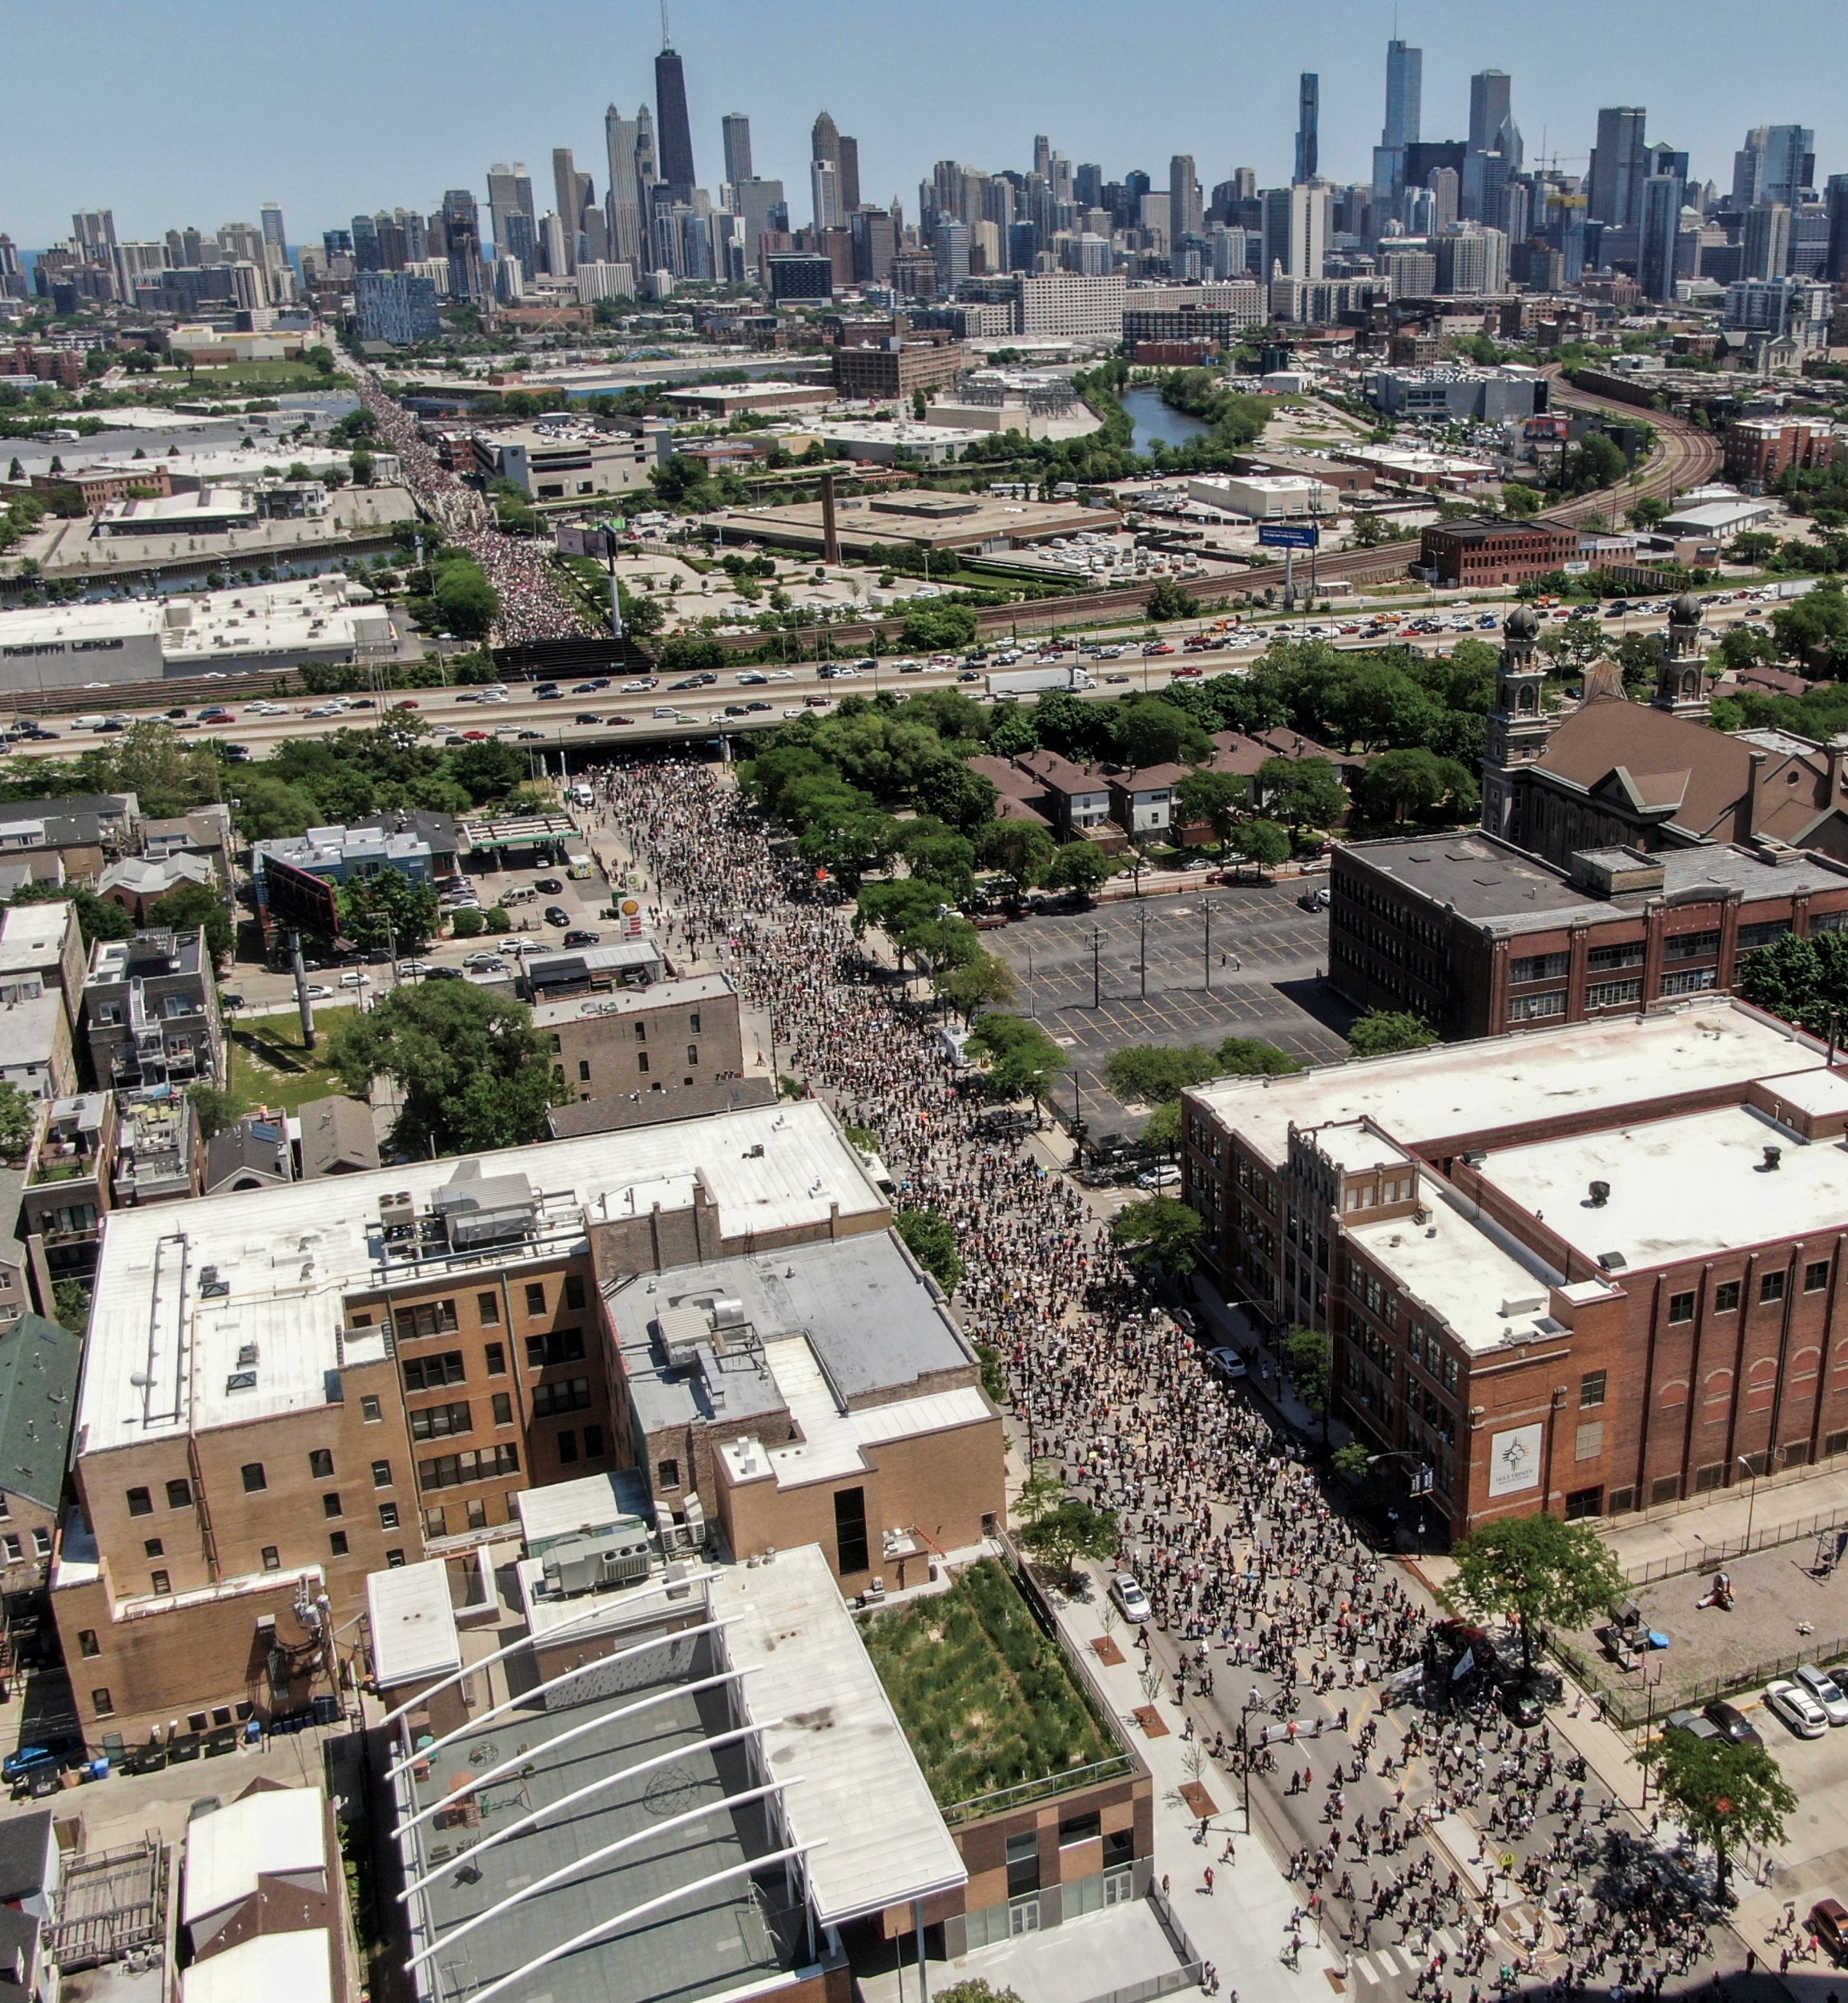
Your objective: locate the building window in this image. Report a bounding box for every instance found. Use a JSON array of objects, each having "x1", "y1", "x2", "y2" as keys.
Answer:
[
  {"x1": 578, "y1": 1059, "x2": 591, "y2": 1081},
  {"x1": 31, "y1": 1528, "x2": 49, "y2": 1558},
  {"x1": 394, "y1": 1299, "x2": 459, "y2": 1339},
  {"x1": 1739, "y1": 919, "x2": 1792, "y2": 951},
  {"x1": 1667, "y1": 1292, "x2": 1695, "y2": 1325},
  {"x1": 78, "y1": 1629, "x2": 99, "y2": 1658},
  {"x1": 1507, "y1": 990, "x2": 1566, "y2": 1022},
  {"x1": 492, "y1": 1392, "x2": 513, "y2": 1426},
  {"x1": 371, "y1": 1459, "x2": 393, "y2": 1488},
  {"x1": 361, "y1": 1395, "x2": 383, "y2": 1423},
  {"x1": 1580, "y1": 1370, "x2": 1608, "y2": 1408},
  {"x1": 1564, "y1": 1486, "x2": 1604, "y2": 1521},
  {"x1": 329, "y1": 1531, "x2": 349, "y2": 1557},
  {"x1": 1761, "y1": 1271, "x2": 1787, "y2": 1304},
  {"x1": 638, "y1": 1051, "x2": 650, "y2": 1074},
  {"x1": 485, "y1": 1341, "x2": 507, "y2": 1375},
  {"x1": 378, "y1": 1501, "x2": 400, "y2": 1529},
  {"x1": 834, "y1": 1485, "x2": 870, "y2": 1575},
  {"x1": 417, "y1": 1445, "x2": 520, "y2": 1492},
  {"x1": 1586, "y1": 941, "x2": 1644, "y2": 971},
  {"x1": 525, "y1": 1328, "x2": 586, "y2": 1368},
  {"x1": 477, "y1": 1292, "x2": 501, "y2": 1326},
  {"x1": 166, "y1": 1478, "x2": 192, "y2": 1509},
  {"x1": 690, "y1": 1012, "x2": 701, "y2": 1034},
  {"x1": 558, "y1": 1429, "x2": 578, "y2": 1465},
  {"x1": 386, "y1": 1549, "x2": 405, "y2": 1568},
  {"x1": 150, "y1": 1569, "x2": 171, "y2": 1595},
  {"x1": 261, "y1": 1546, "x2": 280, "y2": 1570},
  {"x1": 126, "y1": 1486, "x2": 153, "y2": 1517},
  {"x1": 323, "y1": 1493, "x2": 343, "y2": 1519},
  {"x1": 524, "y1": 1283, "x2": 546, "y2": 1317},
  {"x1": 1586, "y1": 978, "x2": 1644, "y2": 1009},
  {"x1": 1807, "y1": 1260, "x2": 1832, "y2": 1293},
  {"x1": 308, "y1": 1448, "x2": 335, "y2": 1480},
  {"x1": 687, "y1": 1045, "x2": 699, "y2": 1066},
  {"x1": 403, "y1": 1351, "x2": 465, "y2": 1391},
  {"x1": 1005, "y1": 1830, "x2": 1040, "y2": 1896},
  {"x1": 1660, "y1": 967, "x2": 1717, "y2": 997},
  {"x1": 1664, "y1": 930, "x2": 1721, "y2": 961},
  {"x1": 410, "y1": 1401, "x2": 473, "y2": 1441},
  {"x1": 143, "y1": 1538, "x2": 163, "y2": 1558},
  {"x1": 1, "y1": 1536, "x2": 20, "y2": 1564},
  {"x1": 585, "y1": 1424, "x2": 604, "y2": 1457},
  {"x1": 91, "y1": 1688, "x2": 114, "y2": 1718},
  {"x1": 564, "y1": 1274, "x2": 586, "y2": 1312},
  {"x1": 422, "y1": 1507, "x2": 447, "y2": 1539},
  {"x1": 241, "y1": 1462, "x2": 267, "y2": 1493},
  {"x1": 531, "y1": 1377, "x2": 590, "y2": 1419},
  {"x1": 658, "y1": 1457, "x2": 681, "y2": 1491},
  {"x1": 1715, "y1": 1280, "x2": 1741, "y2": 1312},
  {"x1": 1509, "y1": 952, "x2": 1570, "y2": 984}
]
